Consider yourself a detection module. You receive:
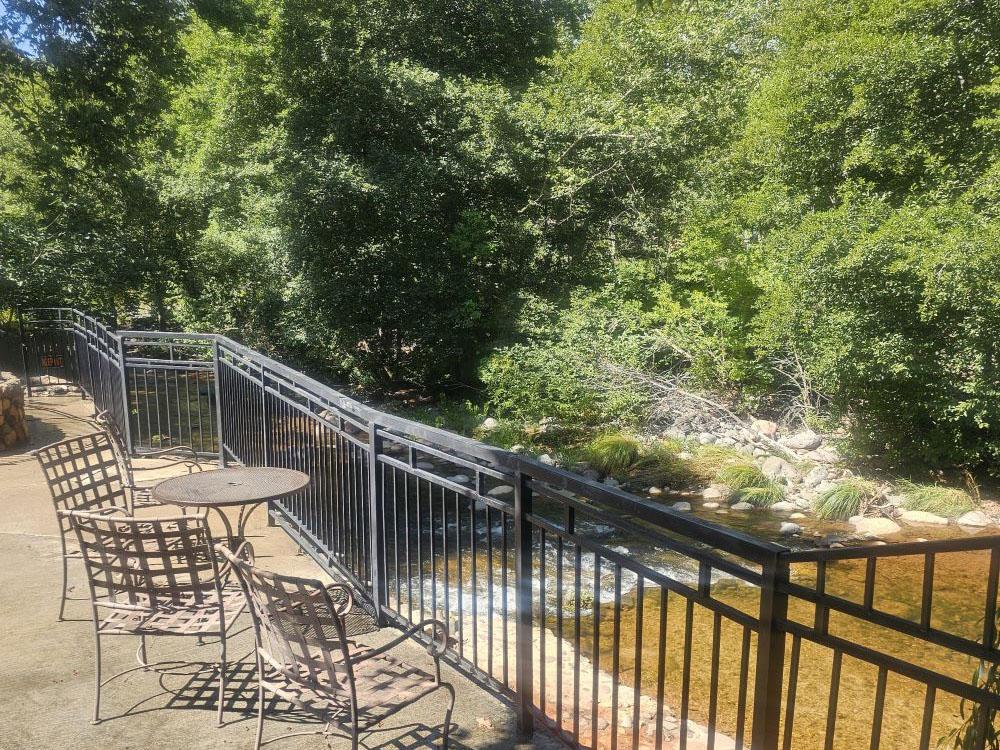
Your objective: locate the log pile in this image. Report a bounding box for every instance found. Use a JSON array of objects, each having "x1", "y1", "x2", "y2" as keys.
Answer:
[{"x1": 0, "y1": 372, "x2": 28, "y2": 450}]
